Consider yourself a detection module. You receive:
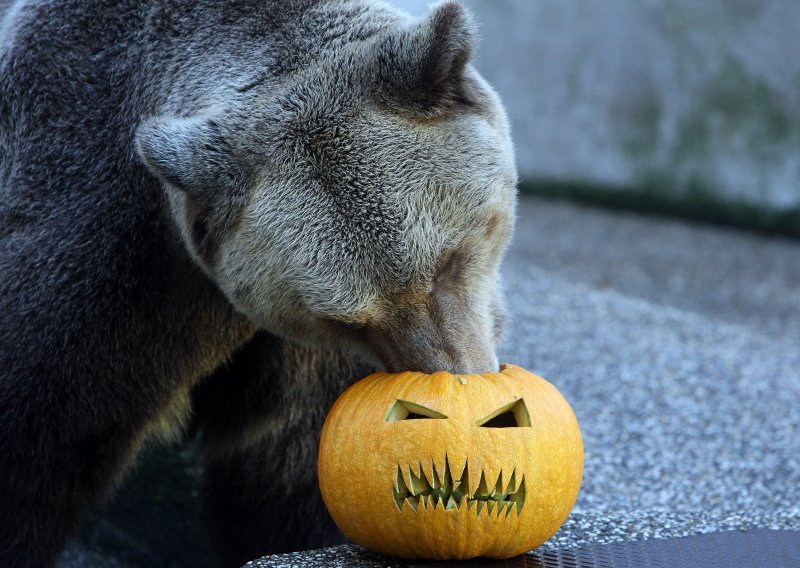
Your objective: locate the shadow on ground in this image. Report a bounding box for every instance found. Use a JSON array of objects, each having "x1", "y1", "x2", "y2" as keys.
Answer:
[{"x1": 62, "y1": 441, "x2": 210, "y2": 568}]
